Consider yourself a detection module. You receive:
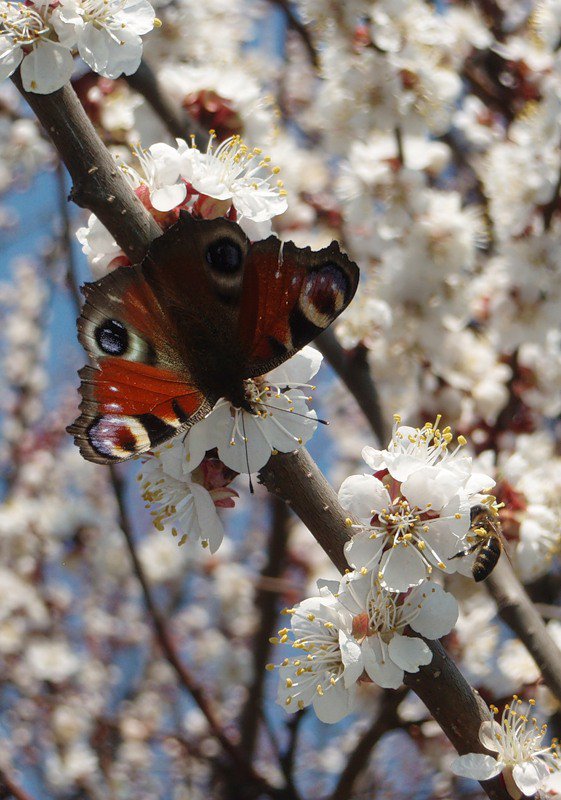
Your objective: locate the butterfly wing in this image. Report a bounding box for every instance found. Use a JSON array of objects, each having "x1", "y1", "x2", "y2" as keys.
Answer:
[
  {"x1": 237, "y1": 236, "x2": 360, "y2": 377},
  {"x1": 68, "y1": 265, "x2": 213, "y2": 464}
]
